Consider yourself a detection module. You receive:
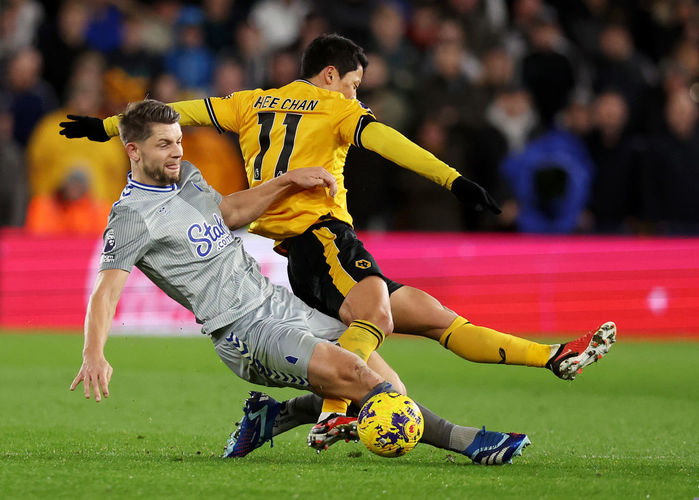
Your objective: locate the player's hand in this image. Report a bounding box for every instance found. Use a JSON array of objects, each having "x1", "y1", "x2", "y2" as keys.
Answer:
[
  {"x1": 70, "y1": 352, "x2": 113, "y2": 402},
  {"x1": 285, "y1": 167, "x2": 338, "y2": 197},
  {"x1": 450, "y1": 176, "x2": 502, "y2": 215},
  {"x1": 59, "y1": 114, "x2": 110, "y2": 142}
]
